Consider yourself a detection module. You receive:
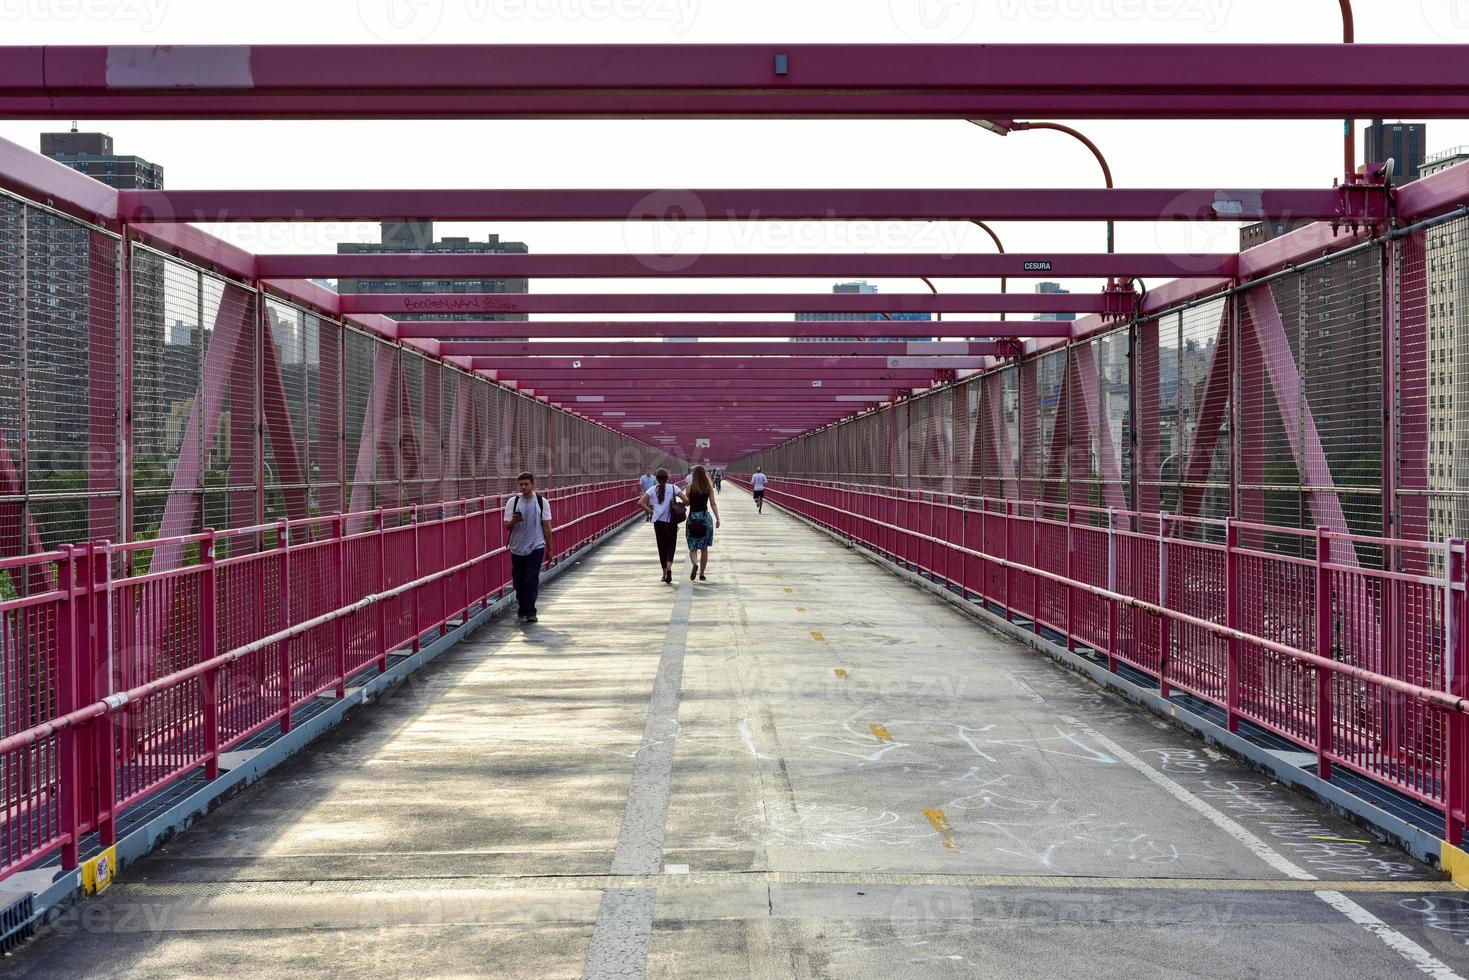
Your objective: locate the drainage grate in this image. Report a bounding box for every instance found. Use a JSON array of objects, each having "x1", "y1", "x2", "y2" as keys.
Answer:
[{"x1": 0, "y1": 894, "x2": 34, "y2": 952}]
